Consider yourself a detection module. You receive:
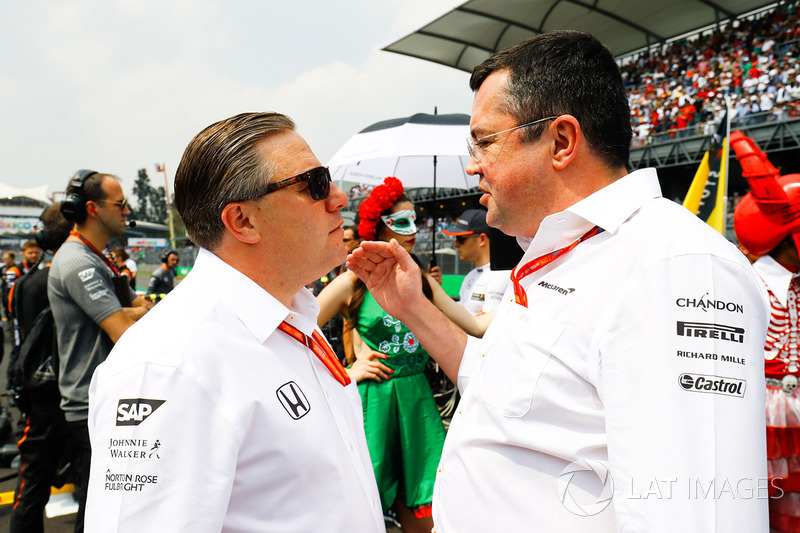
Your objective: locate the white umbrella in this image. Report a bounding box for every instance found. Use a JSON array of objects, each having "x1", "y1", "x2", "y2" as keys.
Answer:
[
  {"x1": 328, "y1": 112, "x2": 477, "y2": 267},
  {"x1": 327, "y1": 113, "x2": 477, "y2": 190}
]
